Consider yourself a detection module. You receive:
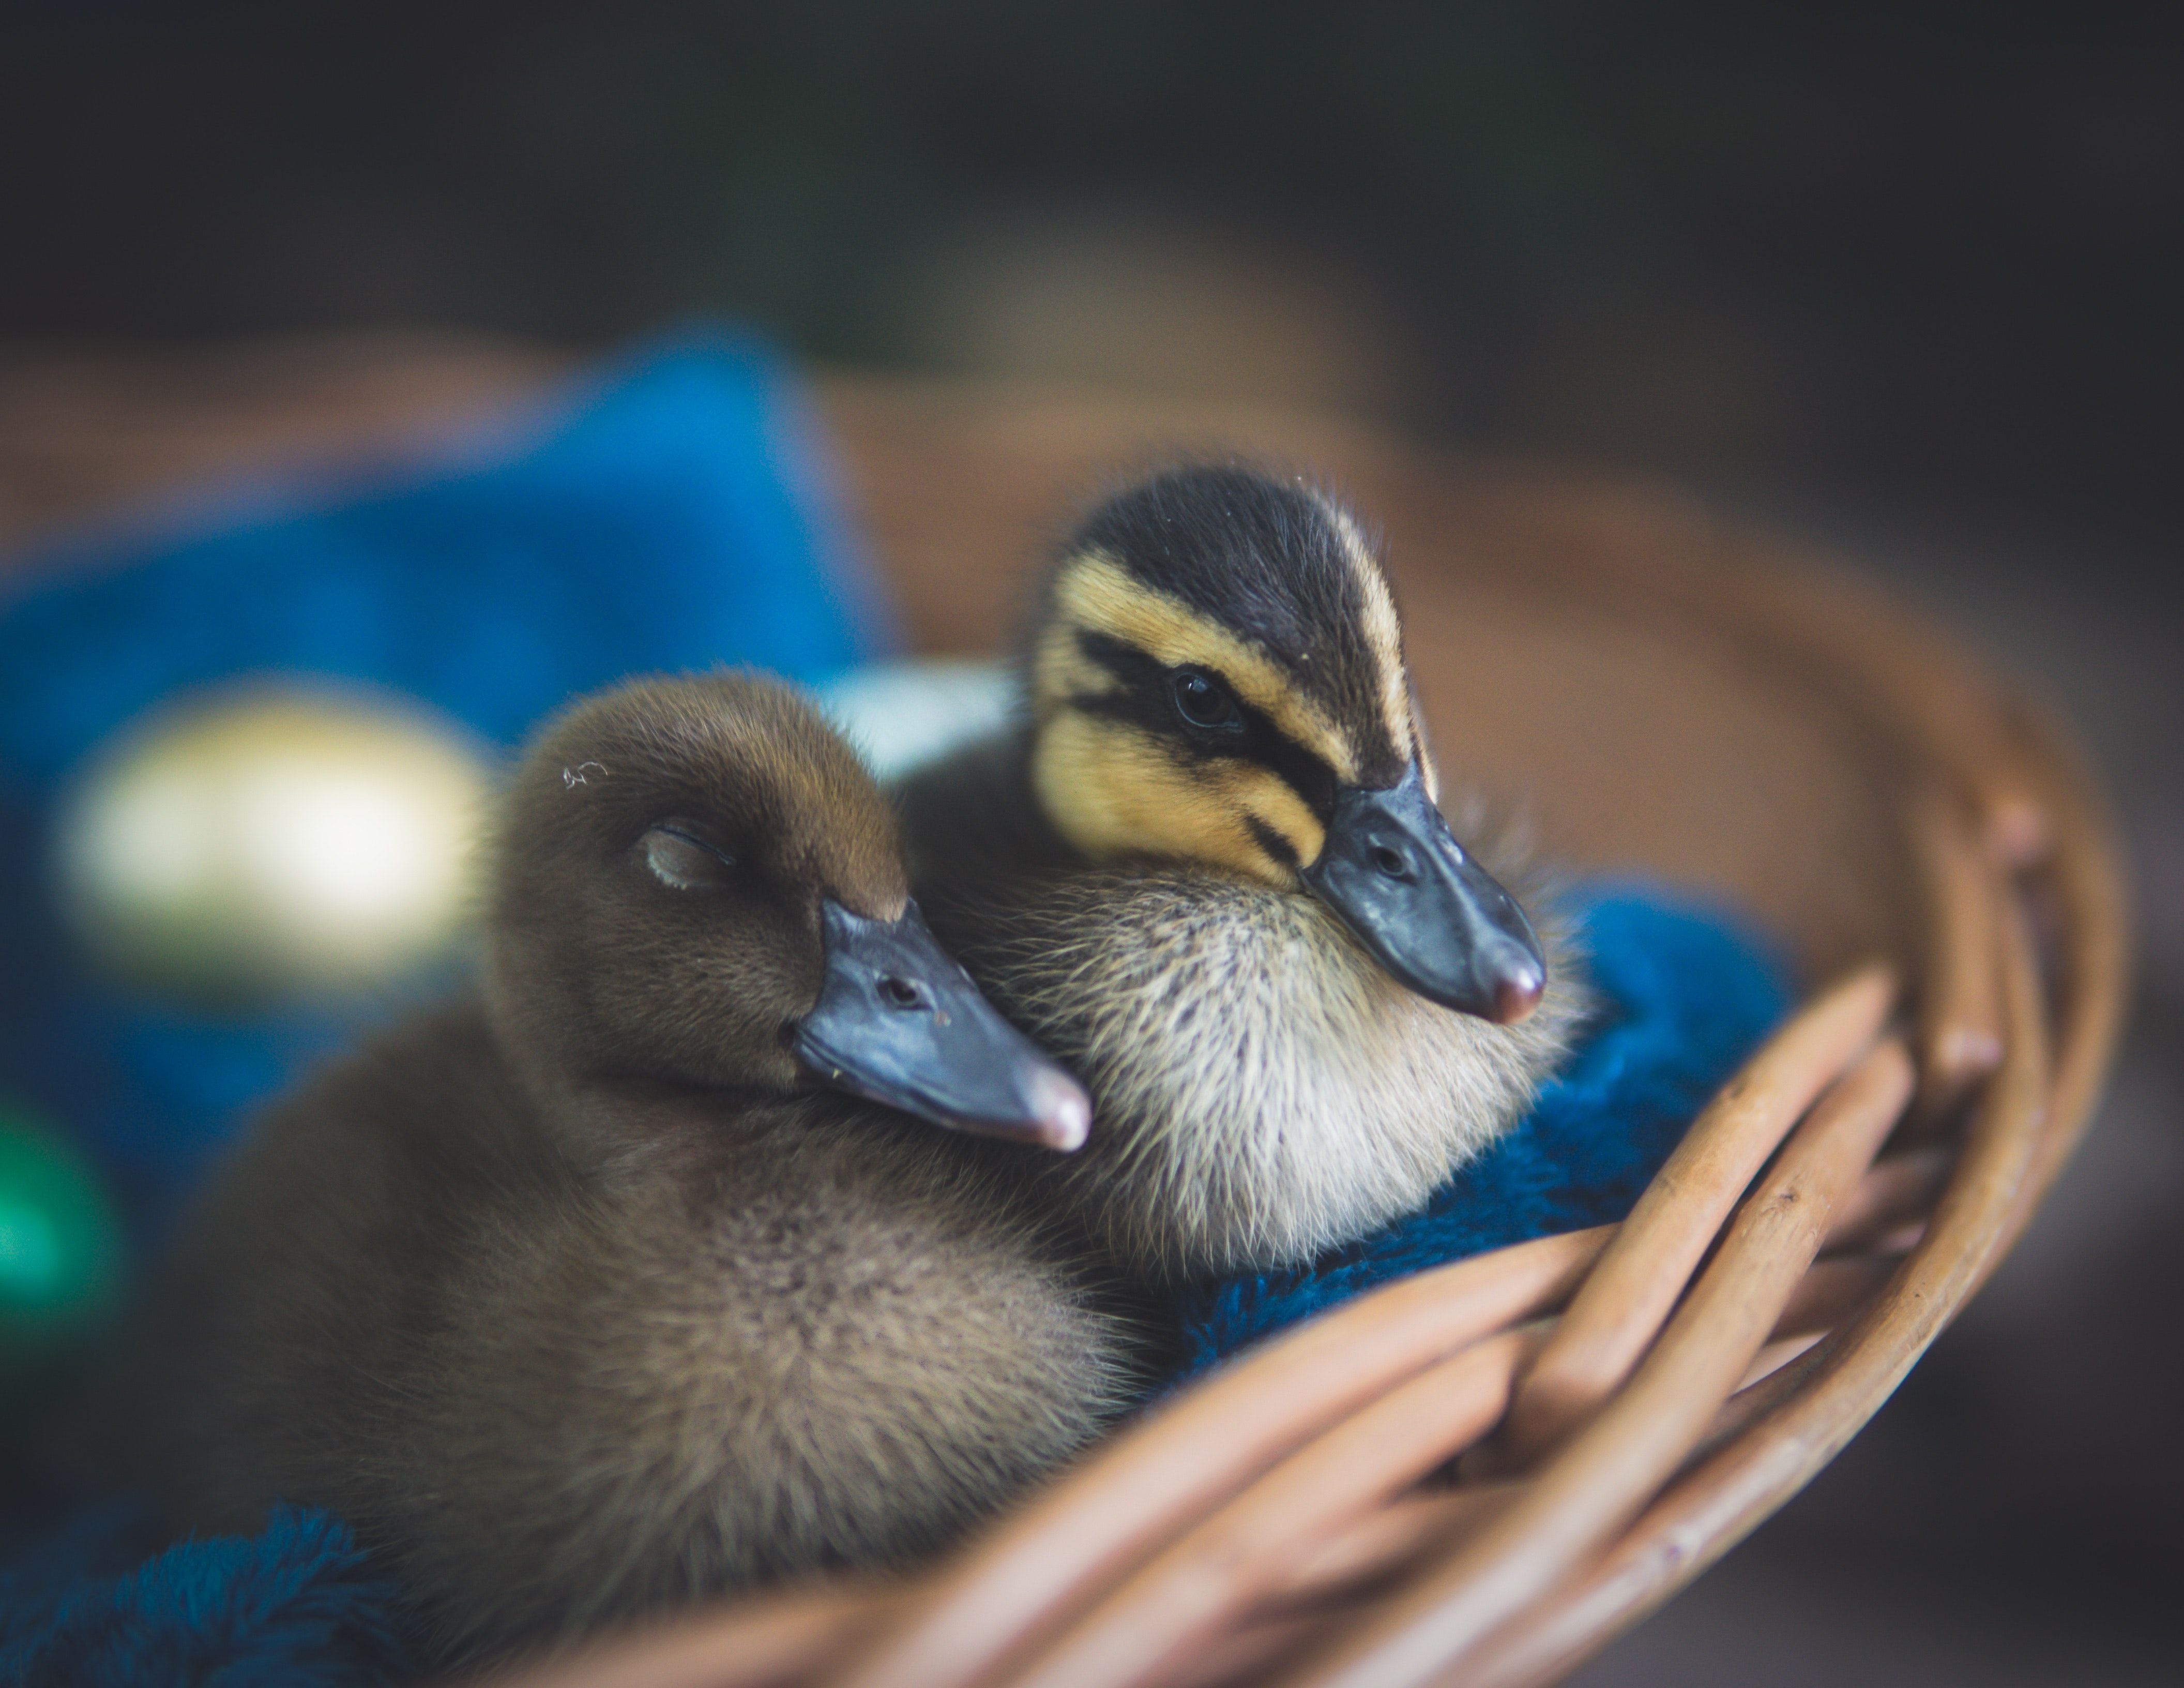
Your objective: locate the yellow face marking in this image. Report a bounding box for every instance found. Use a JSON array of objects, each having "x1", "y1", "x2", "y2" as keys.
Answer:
[
  {"x1": 1027, "y1": 542, "x2": 1451, "y2": 879},
  {"x1": 1035, "y1": 554, "x2": 1361, "y2": 783},
  {"x1": 1408, "y1": 680, "x2": 1442, "y2": 804},
  {"x1": 1031, "y1": 712, "x2": 1326, "y2": 885},
  {"x1": 1320, "y1": 498, "x2": 1419, "y2": 770}
]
